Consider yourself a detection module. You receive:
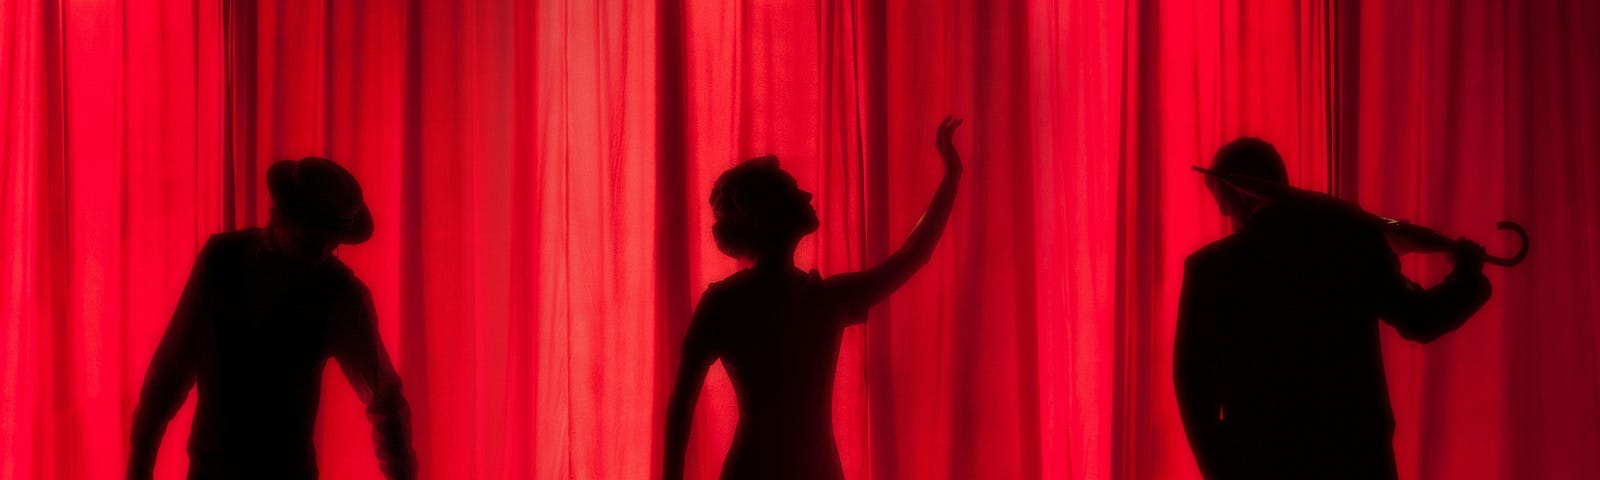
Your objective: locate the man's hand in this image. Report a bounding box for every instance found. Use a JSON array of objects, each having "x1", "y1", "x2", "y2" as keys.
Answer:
[
  {"x1": 936, "y1": 115, "x2": 964, "y2": 175},
  {"x1": 1450, "y1": 237, "x2": 1487, "y2": 274}
]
